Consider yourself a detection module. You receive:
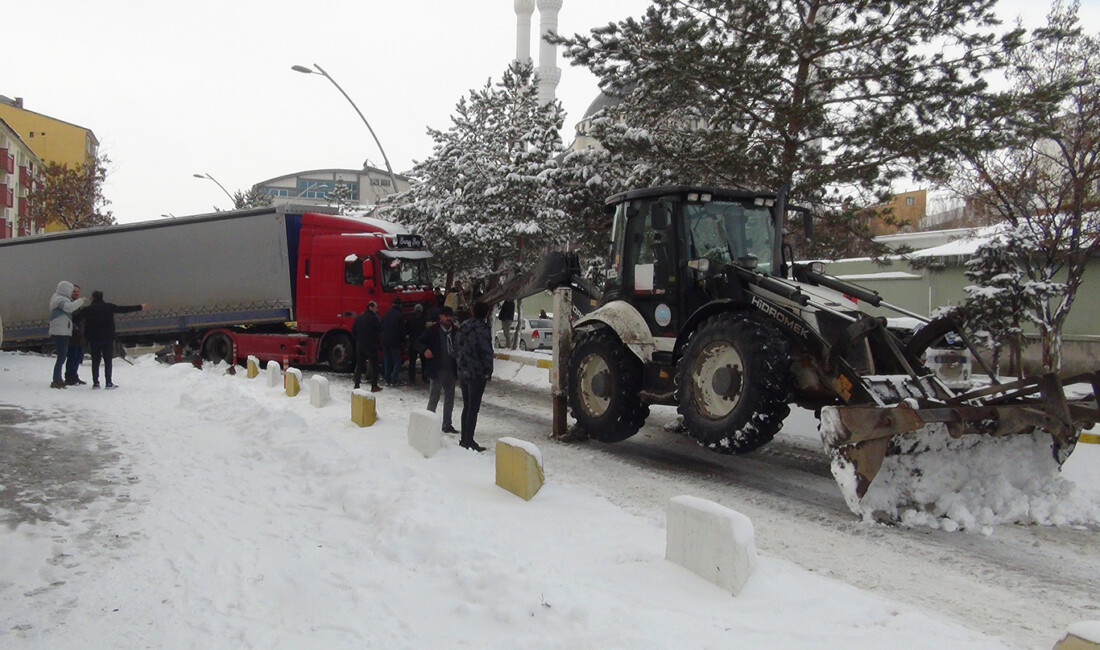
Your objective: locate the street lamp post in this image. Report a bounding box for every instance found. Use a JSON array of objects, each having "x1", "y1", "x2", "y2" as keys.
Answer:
[
  {"x1": 291, "y1": 63, "x2": 400, "y2": 195},
  {"x1": 192, "y1": 173, "x2": 236, "y2": 206}
]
